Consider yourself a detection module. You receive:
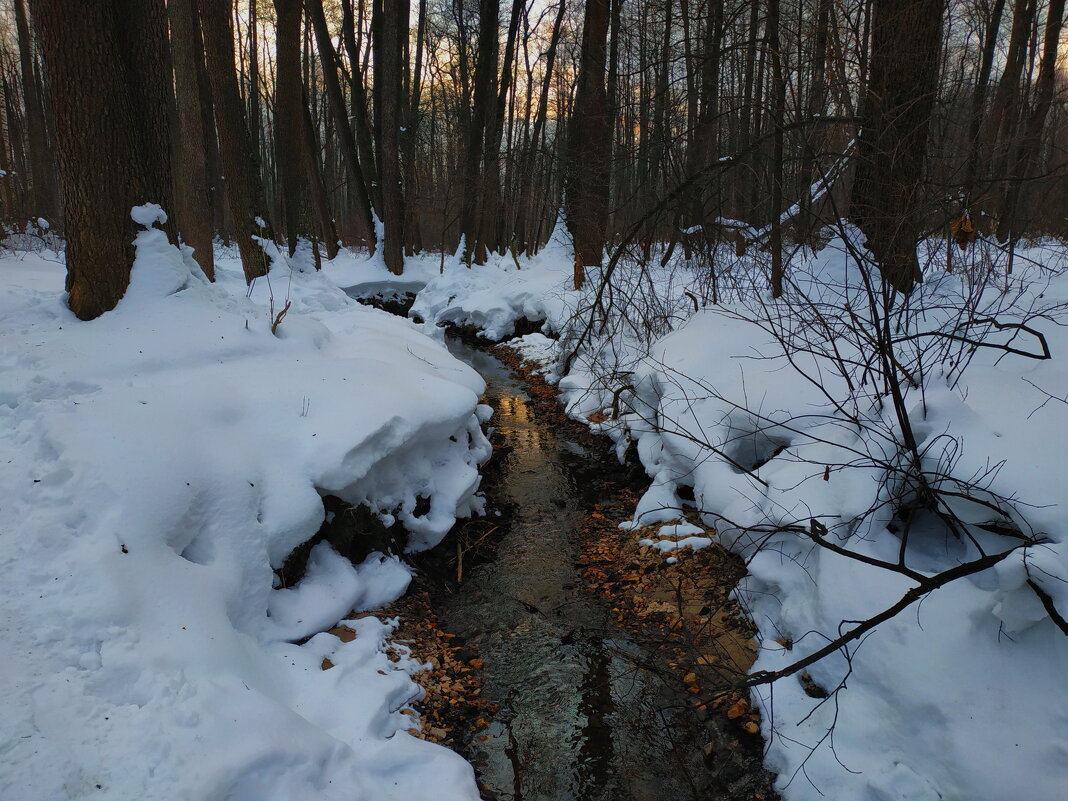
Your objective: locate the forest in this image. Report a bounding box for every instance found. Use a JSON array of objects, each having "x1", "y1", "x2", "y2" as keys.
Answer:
[{"x1": 1, "y1": 1, "x2": 1067, "y2": 801}]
